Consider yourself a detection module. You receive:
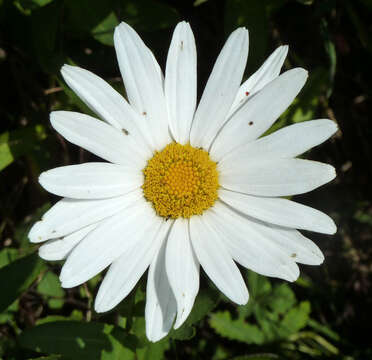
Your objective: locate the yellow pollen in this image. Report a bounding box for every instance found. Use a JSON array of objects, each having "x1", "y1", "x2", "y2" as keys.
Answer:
[{"x1": 142, "y1": 143, "x2": 220, "y2": 219}]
